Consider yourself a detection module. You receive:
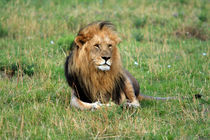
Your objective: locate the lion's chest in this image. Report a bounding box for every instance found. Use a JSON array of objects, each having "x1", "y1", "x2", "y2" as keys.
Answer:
[
  {"x1": 69, "y1": 67, "x2": 125, "y2": 104},
  {"x1": 86, "y1": 74, "x2": 115, "y2": 103},
  {"x1": 82, "y1": 73, "x2": 125, "y2": 104}
]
